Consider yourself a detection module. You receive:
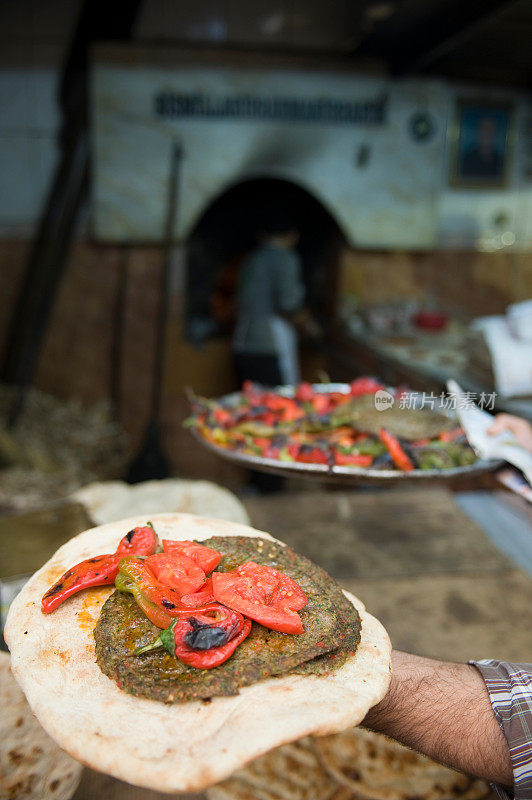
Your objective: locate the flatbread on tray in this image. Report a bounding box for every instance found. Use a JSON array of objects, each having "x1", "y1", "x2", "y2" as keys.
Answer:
[{"x1": 5, "y1": 513, "x2": 391, "y2": 794}]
